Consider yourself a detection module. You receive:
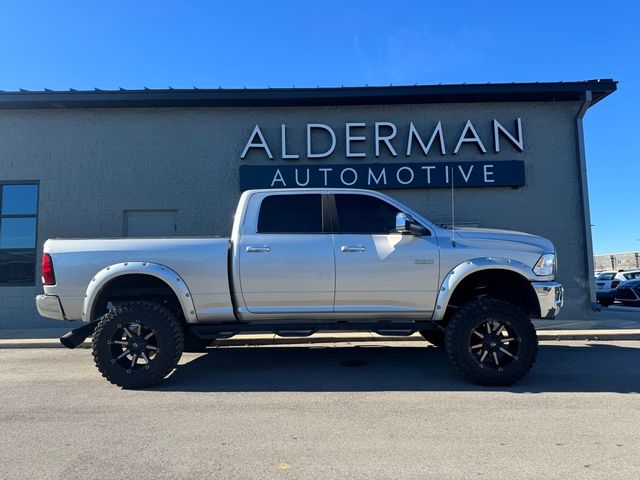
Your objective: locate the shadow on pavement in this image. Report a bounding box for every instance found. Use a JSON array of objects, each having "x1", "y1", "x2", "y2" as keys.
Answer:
[{"x1": 151, "y1": 342, "x2": 640, "y2": 394}]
